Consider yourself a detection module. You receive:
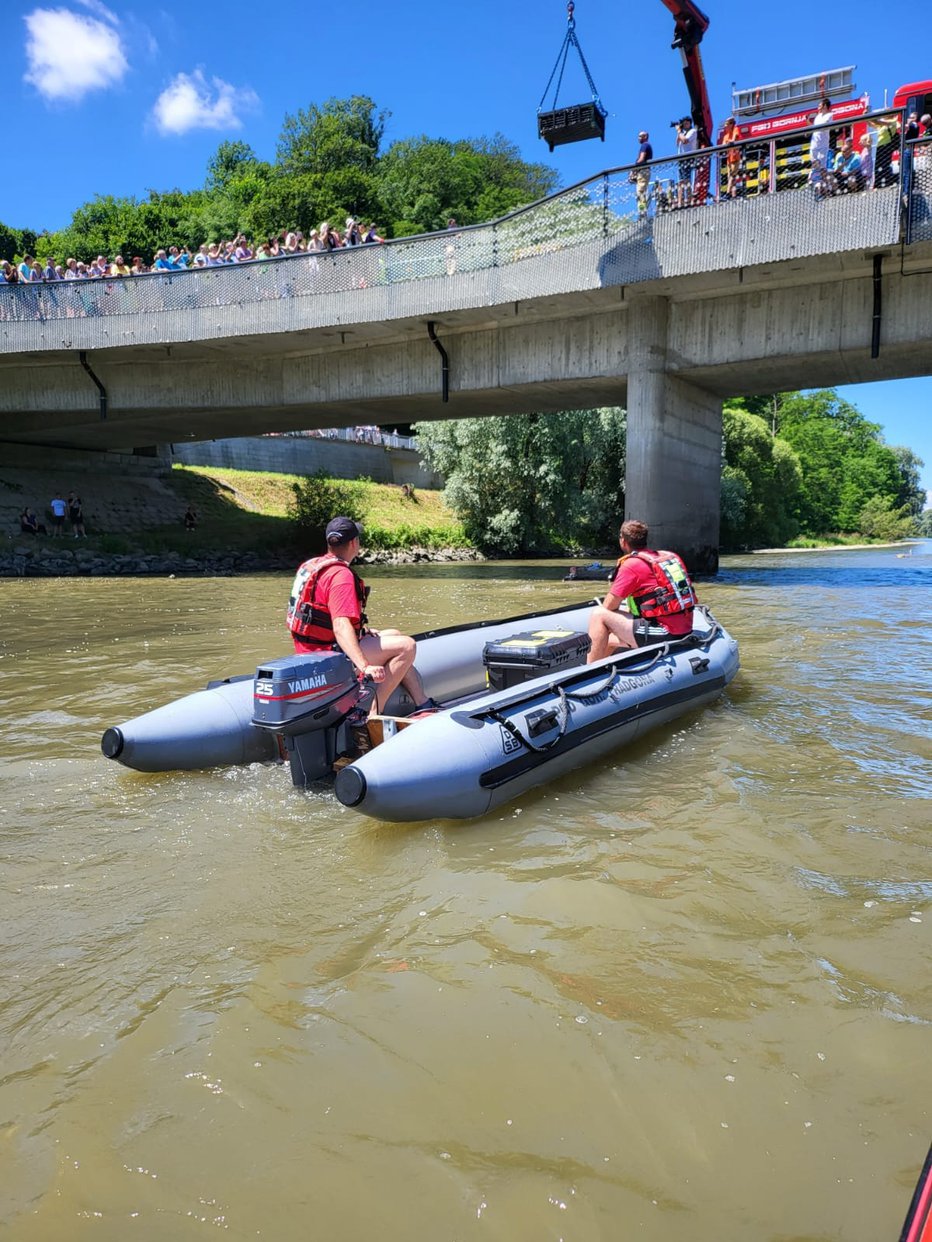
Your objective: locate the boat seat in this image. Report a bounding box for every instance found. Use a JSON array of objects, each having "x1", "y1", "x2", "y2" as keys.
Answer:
[{"x1": 367, "y1": 713, "x2": 418, "y2": 746}]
